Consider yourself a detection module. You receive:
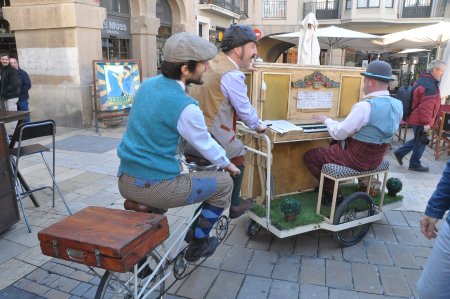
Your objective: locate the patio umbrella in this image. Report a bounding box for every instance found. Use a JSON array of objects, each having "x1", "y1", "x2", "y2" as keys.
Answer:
[
  {"x1": 439, "y1": 39, "x2": 450, "y2": 98},
  {"x1": 379, "y1": 22, "x2": 450, "y2": 58},
  {"x1": 271, "y1": 26, "x2": 382, "y2": 64},
  {"x1": 296, "y1": 13, "x2": 320, "y2": 65}
]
